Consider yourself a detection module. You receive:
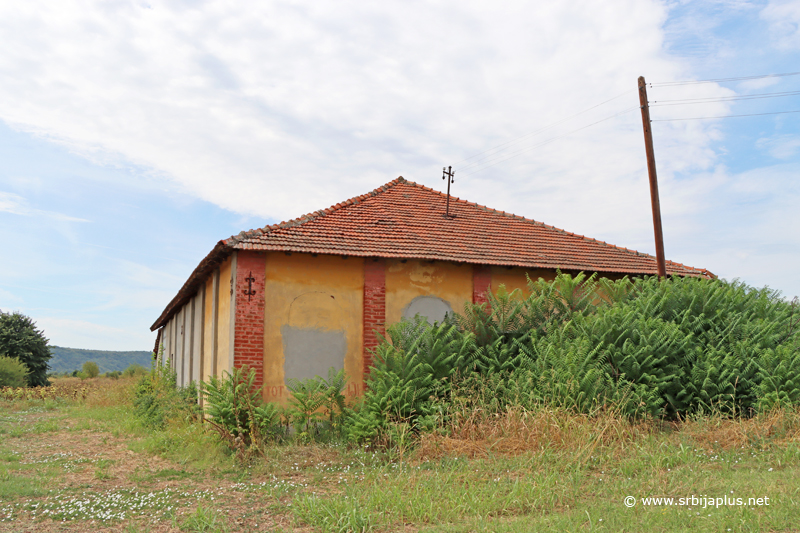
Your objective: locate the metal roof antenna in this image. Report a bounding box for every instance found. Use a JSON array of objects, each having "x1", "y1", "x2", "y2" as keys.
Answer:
[{"x1": 442, "y1": 165, "x2": 455, "y2": 218}]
